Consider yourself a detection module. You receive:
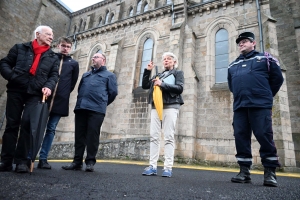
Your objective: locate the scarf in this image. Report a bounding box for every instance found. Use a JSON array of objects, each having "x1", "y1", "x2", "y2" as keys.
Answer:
[{"x1": 29, "y1": 39, "x2": 50, "y2": 75}]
